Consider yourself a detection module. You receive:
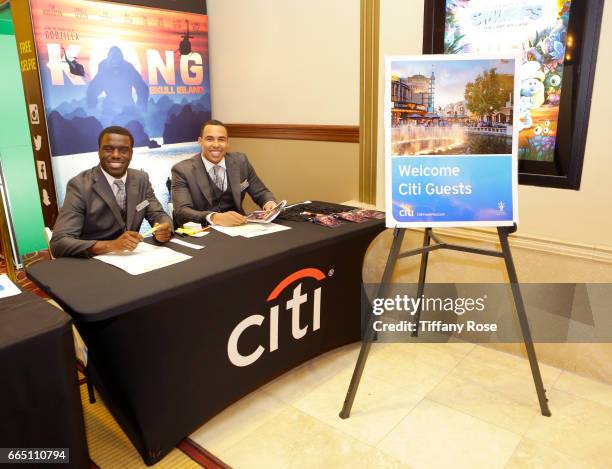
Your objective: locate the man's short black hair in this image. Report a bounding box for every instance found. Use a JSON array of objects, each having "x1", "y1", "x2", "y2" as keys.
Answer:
[
  {"x1": 98, "y1": 126, "x2": 134, "y2": 147},
  {"x1": 200, "y1": 119, "x2": 227, "y2": 136}
]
